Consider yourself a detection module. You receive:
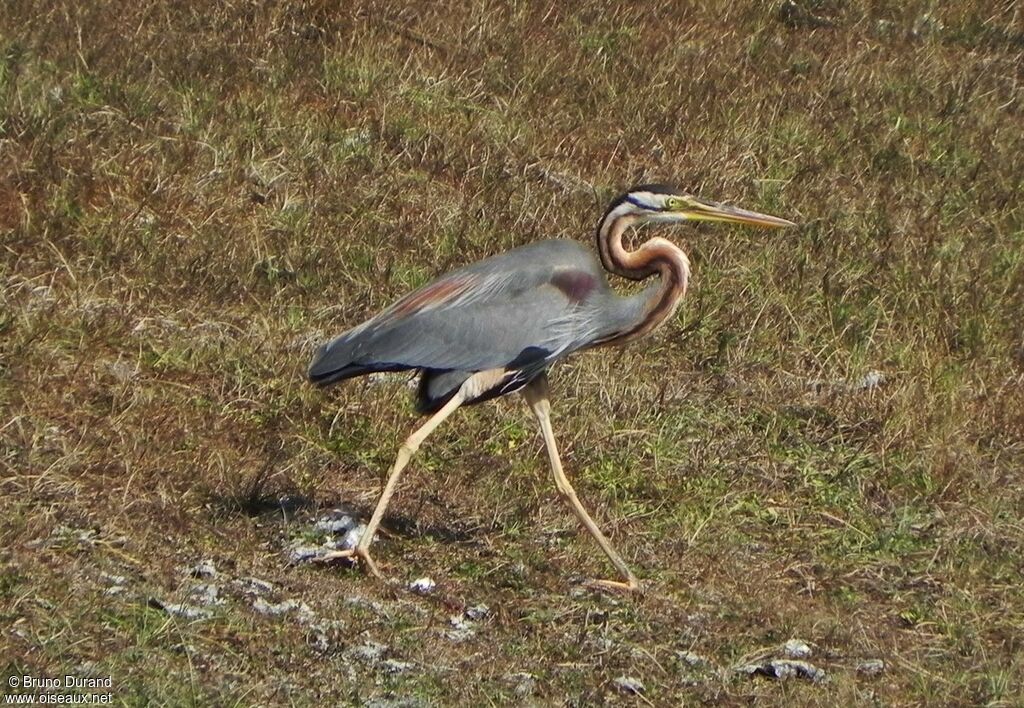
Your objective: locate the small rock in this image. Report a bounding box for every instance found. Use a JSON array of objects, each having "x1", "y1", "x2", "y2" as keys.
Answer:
[
  {"x1": 349, "y1": 641, "x2": 388, "y2": 663},
  {"x1": 309, "y1": 629, "x2": 331, "y2": 654},
  {"x1": 148, "y1": 597, "x2": 213, "y2": 620},
  {"x1": 341, "y1": 524, "x2": 366, "y2": 550},
  {"x1": 233, "y1": 577, "x2": 274, "y2": 596},
  {"x1": 783, "y1": 639, "x2": 812, "y2": 659},
  {"x1": 676, "y1": 650, "x2": 709, "y2": 667},
  {"x1": 737, "y1": 659, "x2": 826, "y2": 683},
  {"x1": 314, "y1": 514, "x2": 356, "y2": 535},
  {"x1": 104, "y1": 586, "x2": 126, "y2": 596},
  {"x1": 189, "y1": 559, "x2": 218, "y2": 579},
  {"x1": 51, "y1": 525, "x2": 98, "y2": 547},
  {"x1": 504, "y1": 672, "x2": 537, "y2": 697},
  {"x1": 303, "y1": 616, "x2": 343, "y2": 652},
  {"x1": 583, "y1": 636, "x2": 615, "y2": 652},
  {"x1": 465, "y1": 603, "x2": 489, "y2": 621},
  {"x1": 446, "y1": 614, "x2": 475, "y2": 642},
  {"x1": 806, "y1": 370, "x2": 888, "y2": 393},
  {"x1": 612, "y1": 676, "x2": 645, "y2": 695},
  {"x1": 852, "y1": 370, "x2": 886, "y2": 391},
  {"x1": 345, "y1": 595, "x2": 389, "y2": 614},
  {"x1": 381, "y1": 659, "x2": 415, "y2": 674},
  {"x1": 188, "y1": 584, "x2": 224, "y2": 606},
  {"x1": 408, "y1": 577, "x2": 436, "y2": 594},
  {"x1": 252, "y1": 598, "x2": 313, "y2": 619},
  {"x1": 364, "y1": 699, "x2": 425, "y2": 708},
  {"x1": 106, "y1": 359, "x2": 138, "y2": 383},
  {"x1": 857, "y1": 659, "x2": 885, "y2": 676},
  {"x1": 287, "y1": 544, "x2": 325, "y2": 563},
  {"x1": 99, "y1": 572, "x2": 128, "y2": 586}
]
